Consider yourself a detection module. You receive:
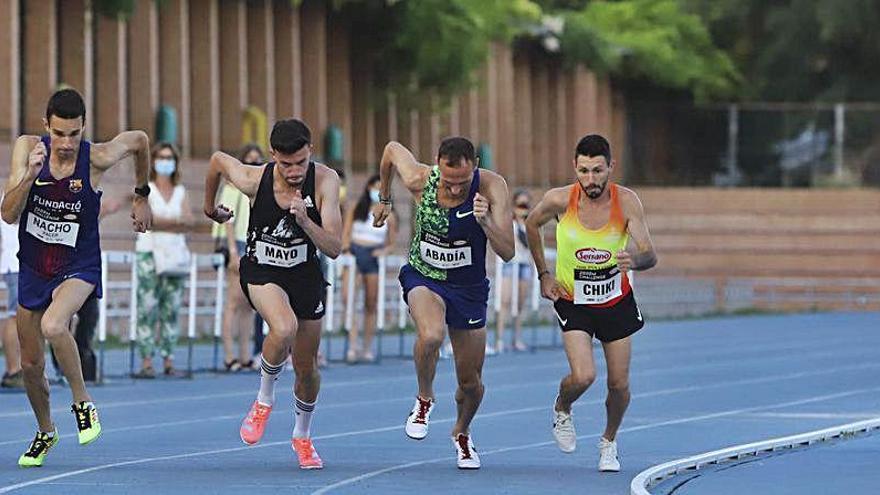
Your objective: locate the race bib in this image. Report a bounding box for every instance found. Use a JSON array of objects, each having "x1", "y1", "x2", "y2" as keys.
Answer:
[
  {"x1": 419, "y1": 231, "x2": 472, "y2": 270},
  {"x1": 573, "y1": 268, "x2": 622, "y2": 305},
  {"x1": 26, "y1": 213, "x2": 79, "y2": 247},
  {"x1": 255, "y1": 240, "x2": 307, "y2": 268}
]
